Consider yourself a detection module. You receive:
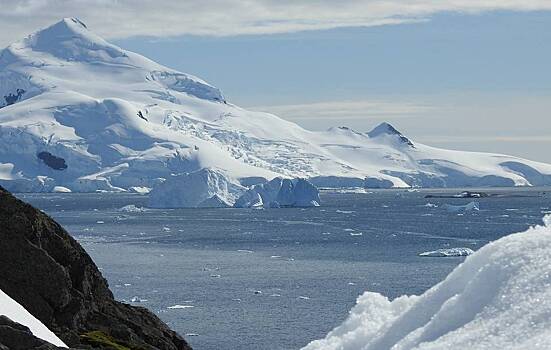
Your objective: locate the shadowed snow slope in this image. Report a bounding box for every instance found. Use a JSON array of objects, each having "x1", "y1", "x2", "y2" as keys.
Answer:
[
  {"x1": 0, "y1": 288, "x2": 67, "y2": 347},
  {"x1": 1, "y1": 18, "x2": 551, "y2": 192},
  {"x1": 303, "y1": 215, "x2": 551, "y2": 350}
]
